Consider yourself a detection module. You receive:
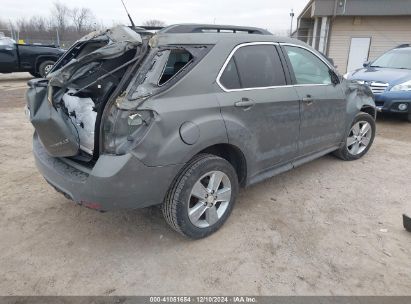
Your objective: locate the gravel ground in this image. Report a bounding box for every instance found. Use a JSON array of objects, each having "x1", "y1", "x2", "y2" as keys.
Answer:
[{"x1": 0, "y1": 73, "x2": 410, "y2": 296}]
